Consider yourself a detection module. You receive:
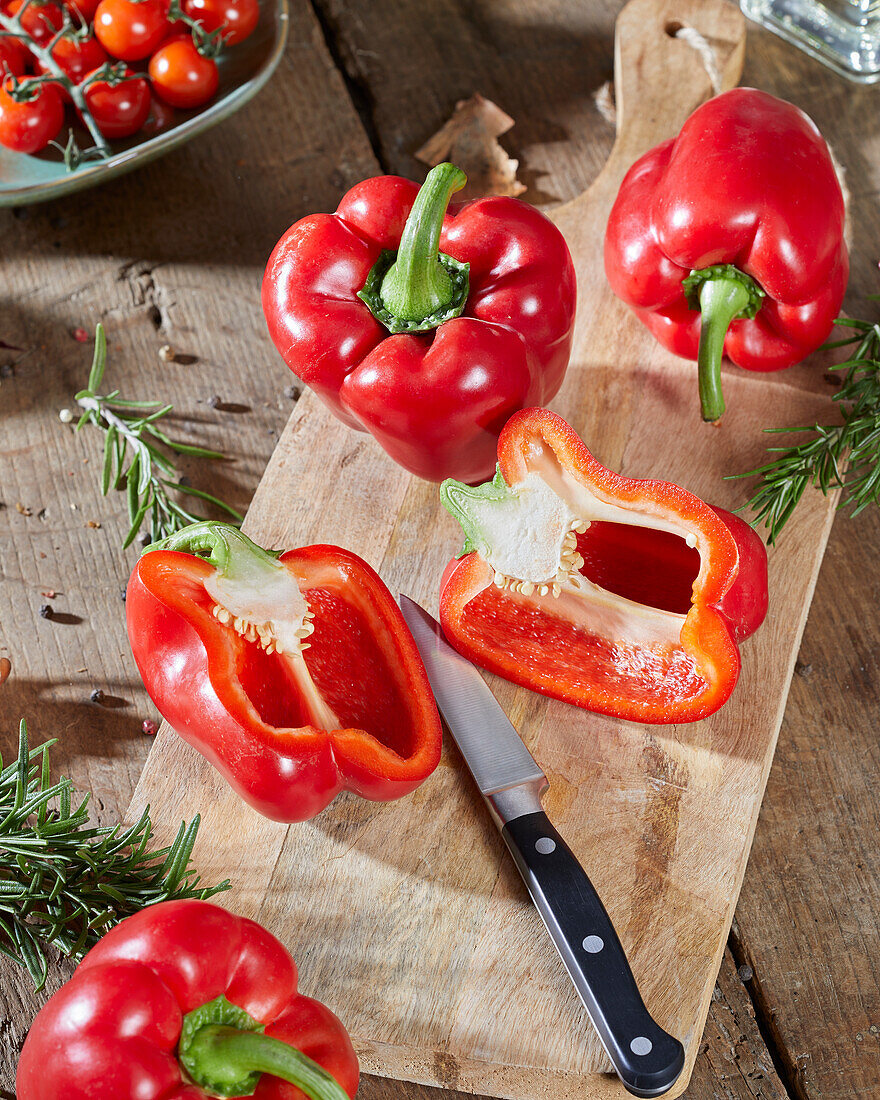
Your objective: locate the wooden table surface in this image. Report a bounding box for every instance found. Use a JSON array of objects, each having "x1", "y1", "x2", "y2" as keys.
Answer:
[{"x1": 1, "y1": 1, "x2": 879, "y2": 1097}]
